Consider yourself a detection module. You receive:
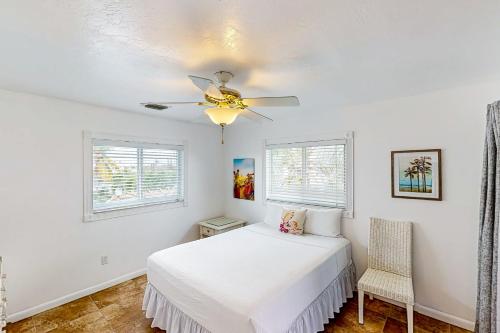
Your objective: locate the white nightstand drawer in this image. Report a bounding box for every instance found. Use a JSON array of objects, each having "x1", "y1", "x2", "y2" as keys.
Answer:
[{"x1": 201, "y1": 226, "x2": 215, "y2": 237}]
